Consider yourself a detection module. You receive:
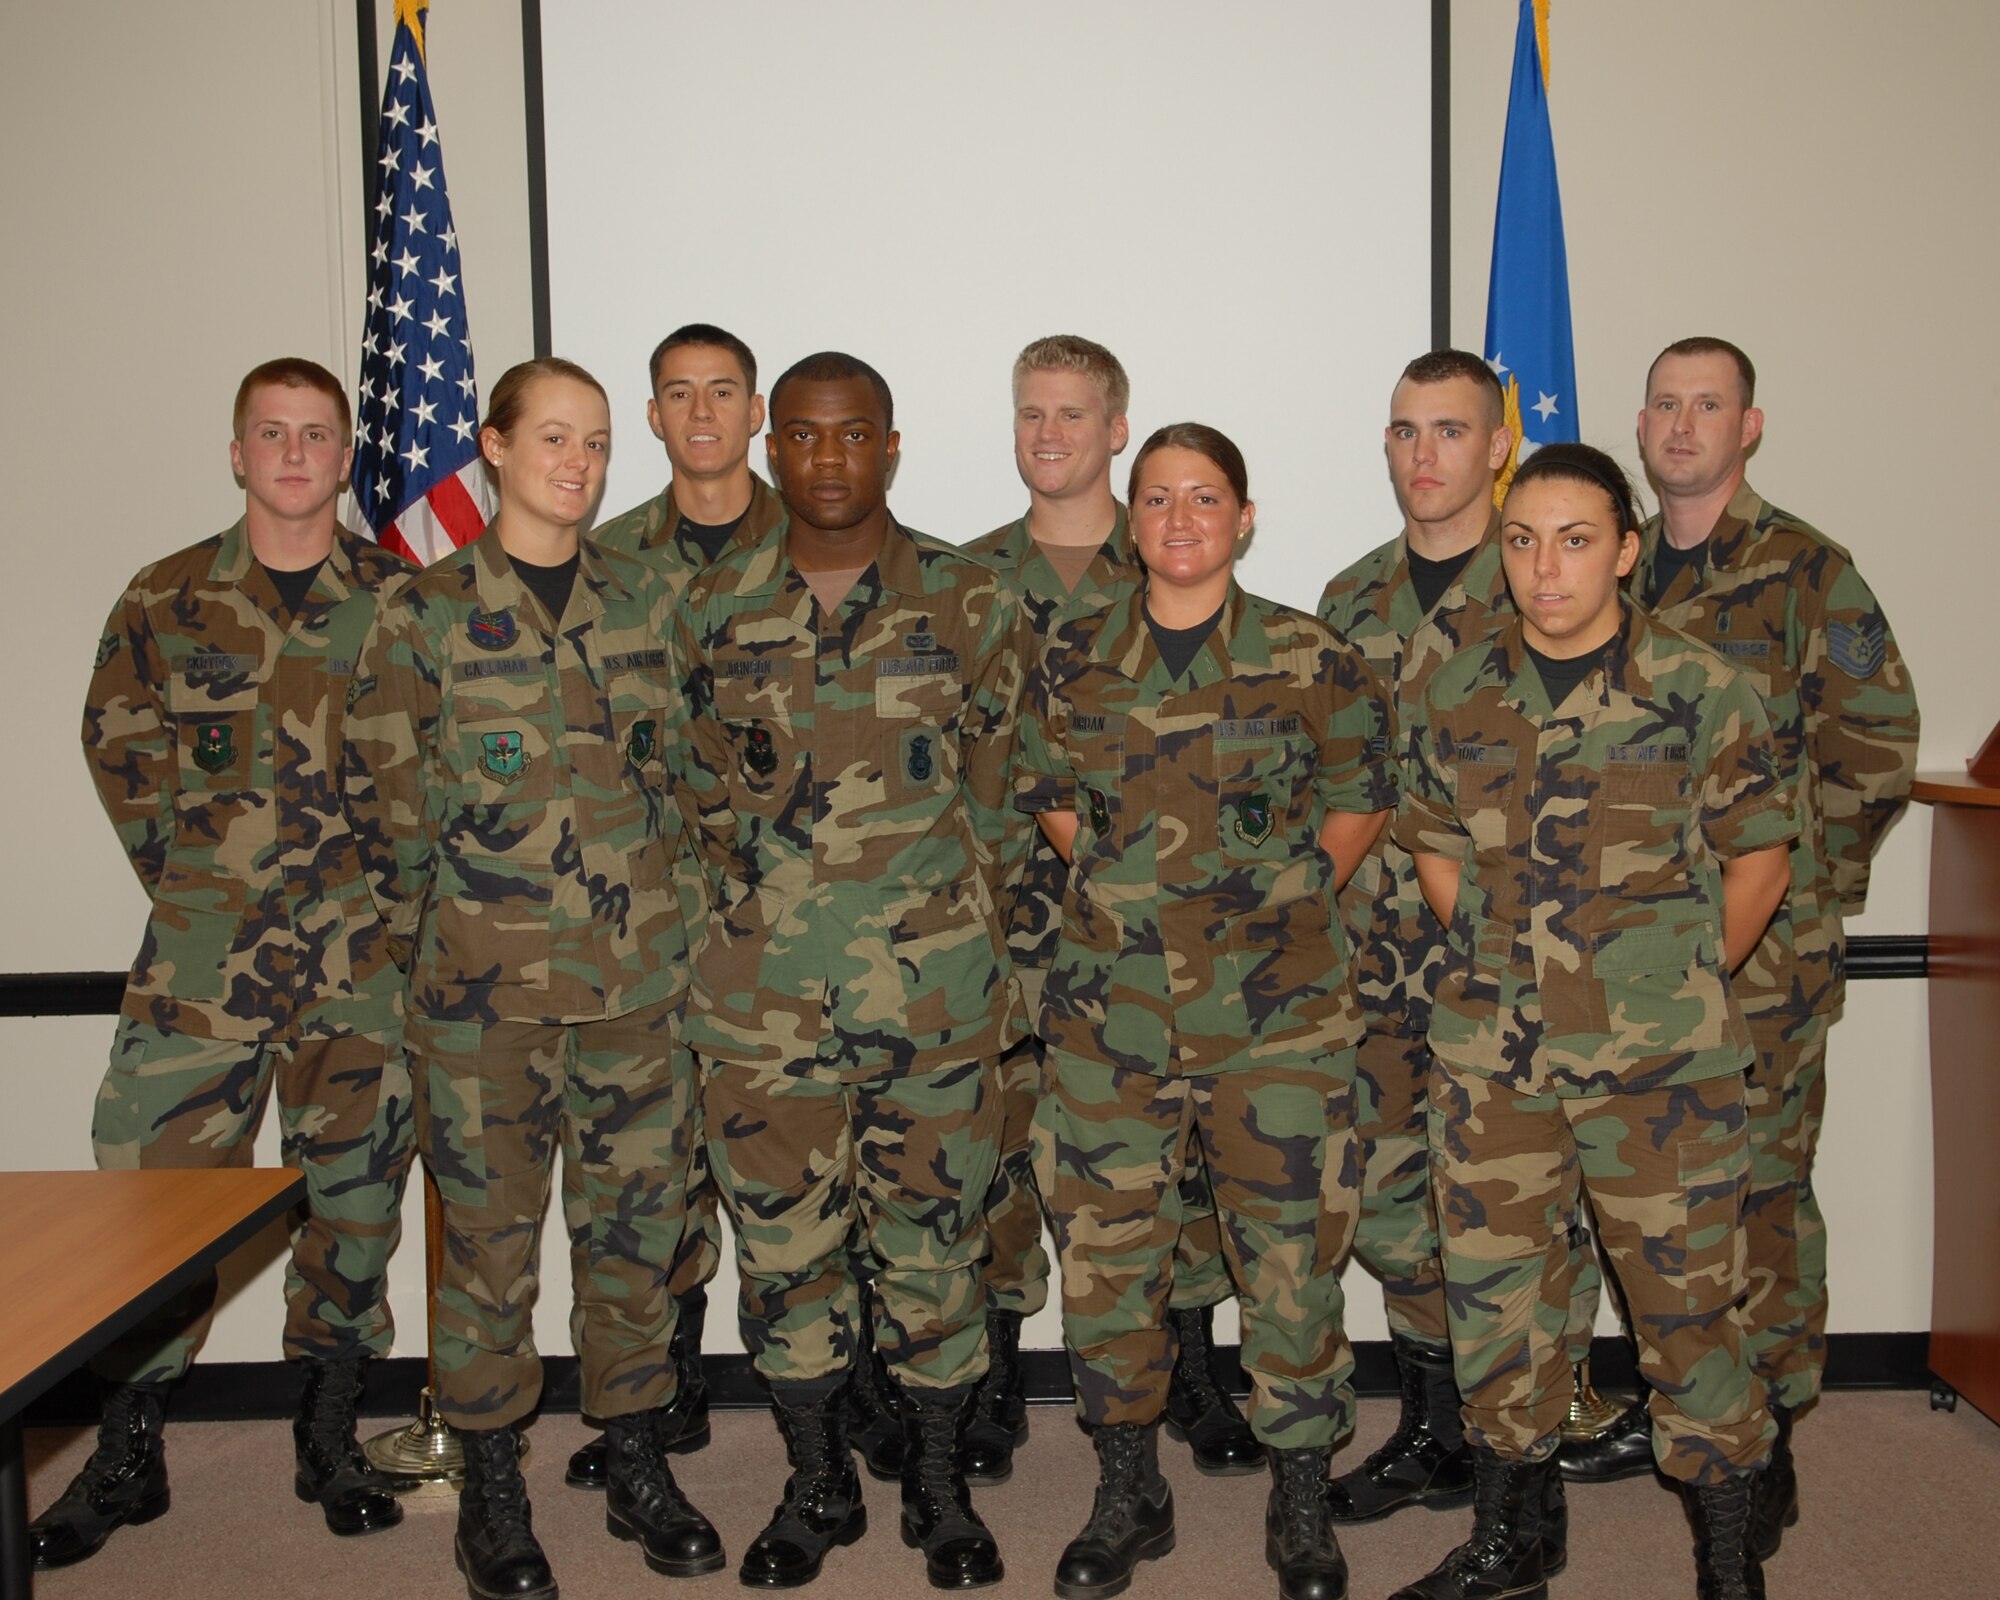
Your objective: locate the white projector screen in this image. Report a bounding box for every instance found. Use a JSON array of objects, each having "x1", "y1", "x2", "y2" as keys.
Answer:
[{"x1": 541, "y1": 1, "x2": 1435, "y2": 593}]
